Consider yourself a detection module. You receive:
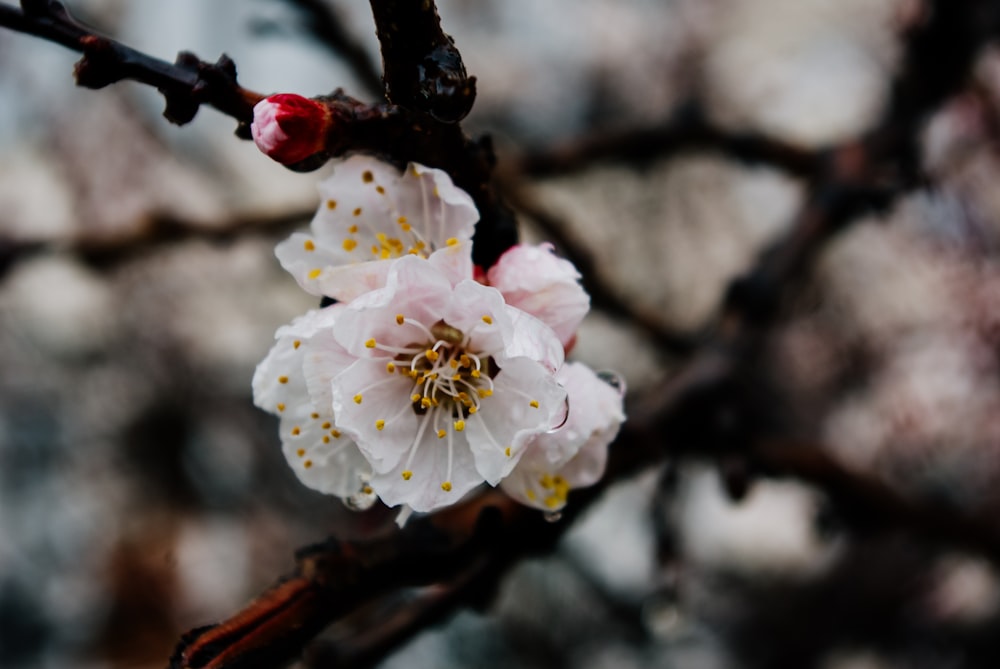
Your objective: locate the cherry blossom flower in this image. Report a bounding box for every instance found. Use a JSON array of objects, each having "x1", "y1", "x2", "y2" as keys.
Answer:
[
  {"x1": 251, "y1": 94, "x2": 332, "y2": 166},
  {"x1": 487, "y1": 243, "x2": 590, "y2": 348},
  {"x1": 294, "y1": 255, "x2": 567, "y2": 512},
  {"x1": 501, "y1": 362, "x2": 625, "y2": 511},
  {"x1": 252, "y1": 305, "x2": 372, "y2": 499},
  {"x1": 276, "y1": 155, "x2": 479, "y2": 303}
]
